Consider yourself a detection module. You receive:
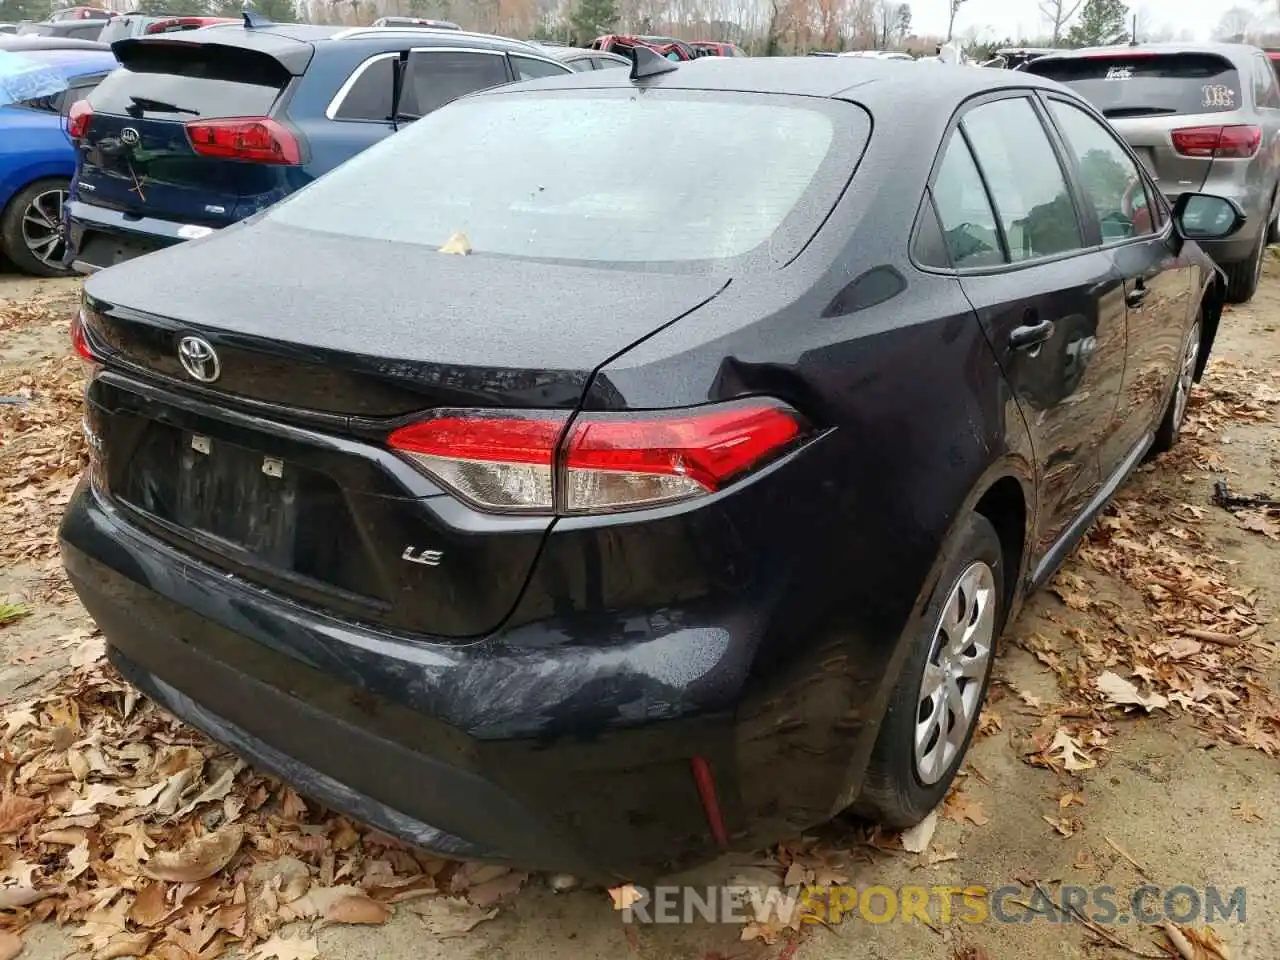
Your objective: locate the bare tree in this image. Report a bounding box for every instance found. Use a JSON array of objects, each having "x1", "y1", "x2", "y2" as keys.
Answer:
[
  {"x1": 1213, "y1": 5, "x2": 1257, "y2": 40},
  {"x1": 1038, "y1": 0, "x2": 1082, "y2": 45},
  {"x1": 946, "y1": 0, "x2": 964, "y2": 41}
]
